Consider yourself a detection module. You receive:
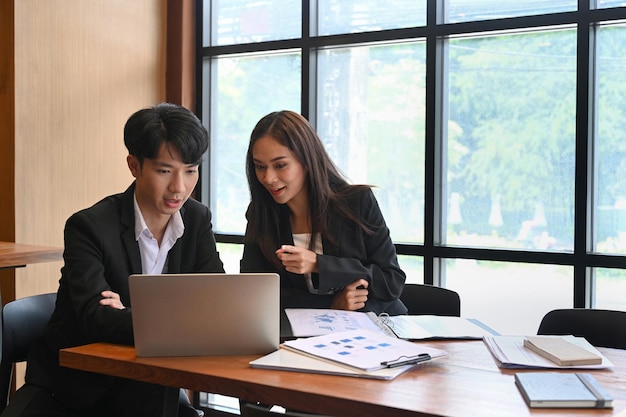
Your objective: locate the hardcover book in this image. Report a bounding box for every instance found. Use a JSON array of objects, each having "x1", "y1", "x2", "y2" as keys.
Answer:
[{"x1": 523, "y1": 336, "x2": 602, "y2": 366}]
